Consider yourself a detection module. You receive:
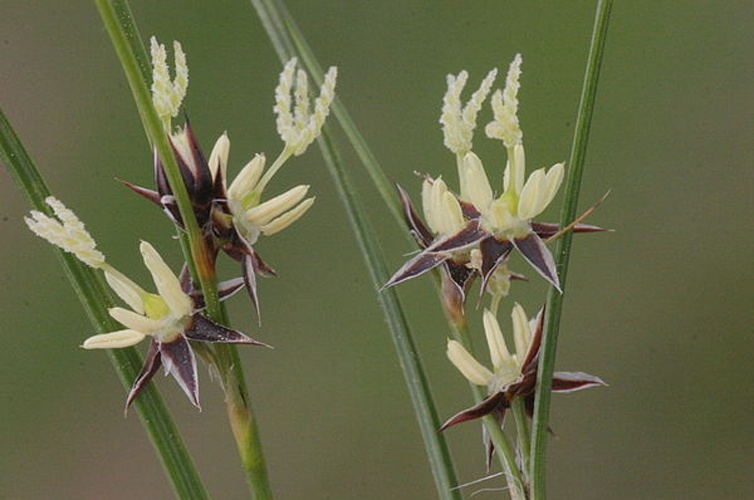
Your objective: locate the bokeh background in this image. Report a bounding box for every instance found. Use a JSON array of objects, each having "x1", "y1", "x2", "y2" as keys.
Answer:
[{"x1": 2, "y1": 1, "x2": 752, "y2": 499}]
